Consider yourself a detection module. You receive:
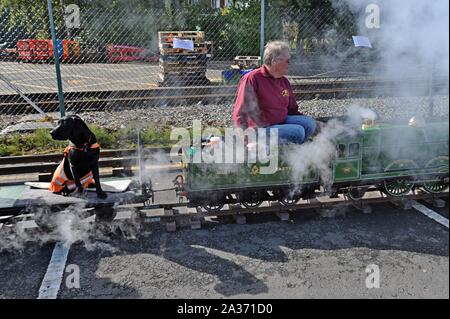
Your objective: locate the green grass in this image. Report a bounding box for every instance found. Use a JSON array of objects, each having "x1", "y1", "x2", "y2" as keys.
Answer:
[
  {"x1": 0, "y1": 131, "x2": 67, "y2": 156},
  {"x1": 140, "y1": 126, "x2": 173, "y2": 147},
  {"x1": 0, "y1": 125, "x2": 180, "y2": 156}
]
